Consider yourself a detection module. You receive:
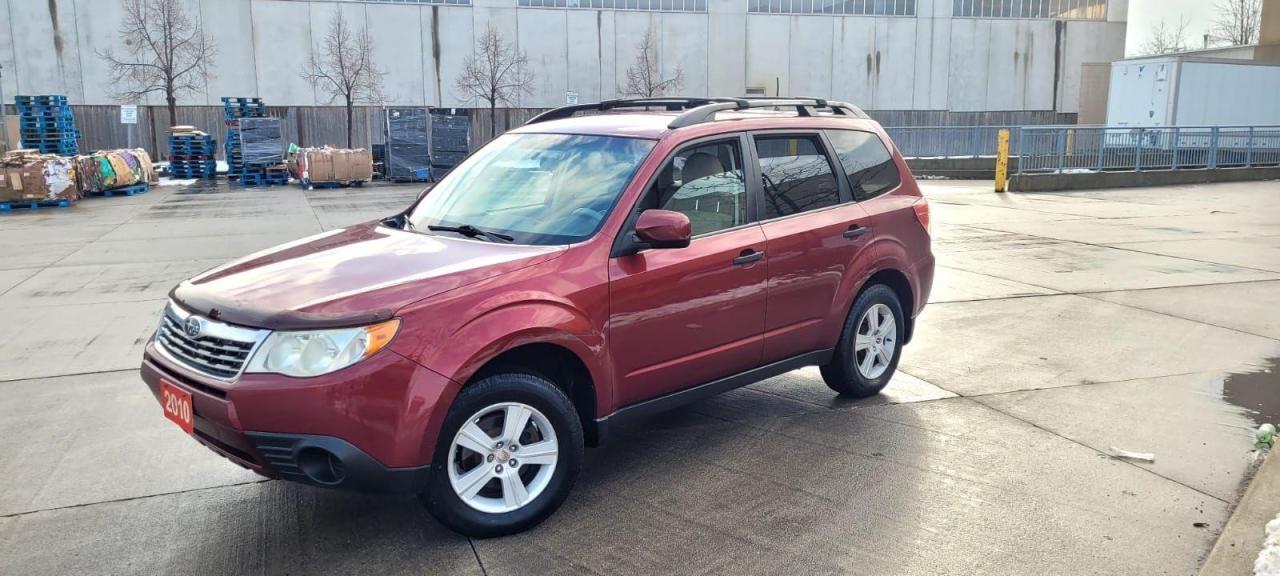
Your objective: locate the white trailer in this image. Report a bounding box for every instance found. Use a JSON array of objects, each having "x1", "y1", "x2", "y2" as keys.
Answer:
[{"x1": 1106, "y1": 55, "x2": 1280, "y2": 128}]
